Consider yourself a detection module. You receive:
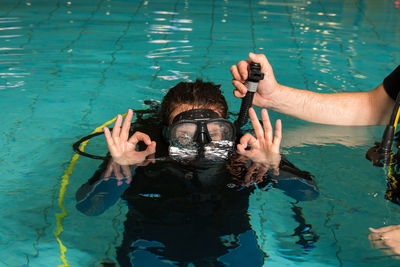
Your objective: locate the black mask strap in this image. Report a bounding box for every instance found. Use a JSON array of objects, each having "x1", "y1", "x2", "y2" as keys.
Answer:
[{"x1": 172, "y1": 109, "x2": 220, "y2": 124}]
